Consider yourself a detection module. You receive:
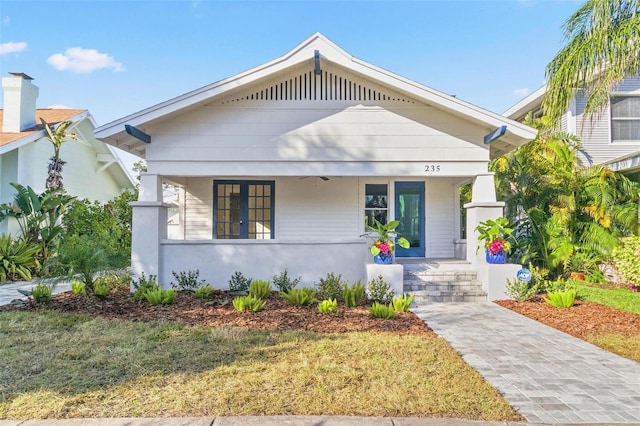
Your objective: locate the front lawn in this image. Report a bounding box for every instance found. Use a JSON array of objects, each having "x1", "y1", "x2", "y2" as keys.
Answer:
[
  {"x1": 577, "y1": 283, "x2": 640, "y2": 314},
  {"x1": 0, "y1": 310, "x2": 521, "y2": 420}
]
